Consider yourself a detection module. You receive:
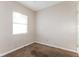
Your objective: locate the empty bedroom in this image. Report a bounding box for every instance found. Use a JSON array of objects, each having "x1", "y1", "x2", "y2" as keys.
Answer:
[{"x1": 0, "y1": 1, "x2": 78, "y2": 57}]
